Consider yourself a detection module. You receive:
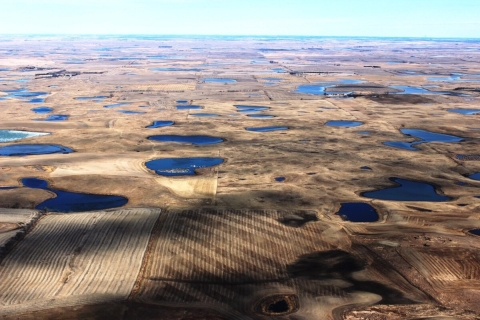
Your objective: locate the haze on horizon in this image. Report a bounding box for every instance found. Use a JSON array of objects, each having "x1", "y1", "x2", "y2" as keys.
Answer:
[{"x1": 1, "y1": 0, "x2": 479, "y2": 38}]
